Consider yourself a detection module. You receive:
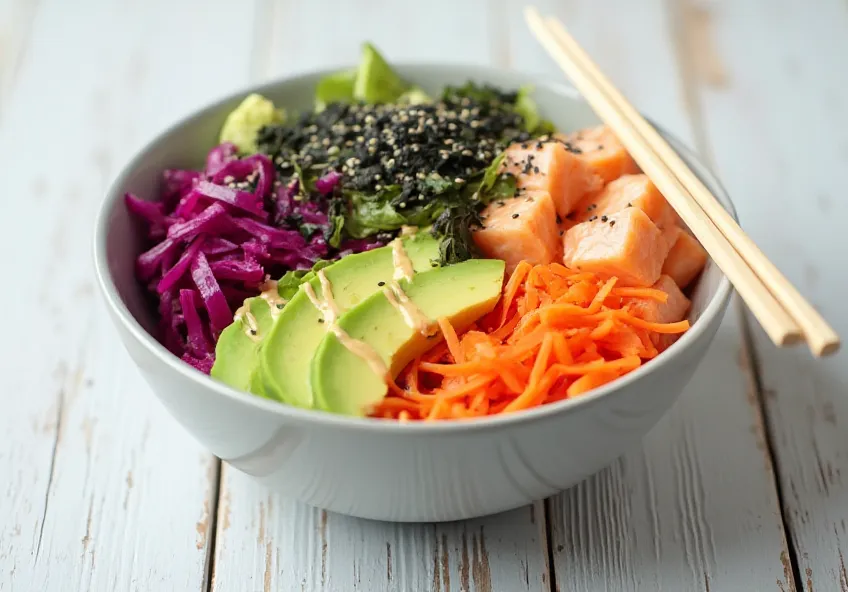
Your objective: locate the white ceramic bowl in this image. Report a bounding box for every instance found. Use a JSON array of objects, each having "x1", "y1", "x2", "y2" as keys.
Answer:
[{"x1": 94, "y1": 65, "x2": 733, "y2": 522}]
